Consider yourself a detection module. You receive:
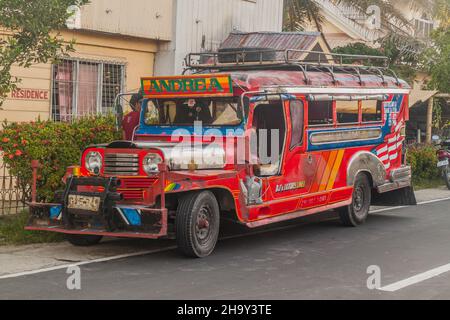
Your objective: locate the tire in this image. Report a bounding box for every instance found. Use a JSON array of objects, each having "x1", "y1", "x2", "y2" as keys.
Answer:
[
  {"x1": 339, "y1": 174, "x2": 371, "y2": 227},
  {"x1": 444, "y1": 165, "x2": 450, "y2": 190},
  {"x1": 176, "y1": 191, "x2": 220, "y2": 258},
  {"x1": 66, "y1": 234, "x2": 103, "y2": 246}
]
